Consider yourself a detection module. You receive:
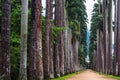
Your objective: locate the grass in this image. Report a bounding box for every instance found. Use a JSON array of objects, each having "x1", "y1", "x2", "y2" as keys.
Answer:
[
  {"x1": 51, "y1": 70, "x2": 84, "y2": 80},
  {"x1": 103, "y1": 74, "x2": 120, "y2": 80},
  {"x1": 96, "y1": 71, "x2": 120, "y2": 80}
]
